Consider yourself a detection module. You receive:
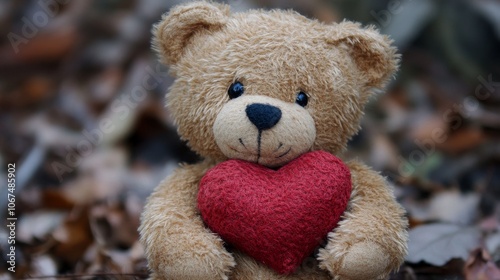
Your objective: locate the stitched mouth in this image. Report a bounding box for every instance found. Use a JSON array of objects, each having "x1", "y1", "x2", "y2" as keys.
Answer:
[
  {"x1": 229, "y1": 138, "x2": 292, "y2": 163},
  {"x1": 274, "y1": 142, "x2": 283, "y2": 152},
  {"x1": 238, "y1": 138, "x2": 246, "y2": 148},
  {"x1": 227, "y1": 145, "x2": 243, "y2": 154},
  {"x1": 276, "y1": 147, "x2": 292, "y2": 158},
  {"x1": 227, "y1": 145, "x2": 258, "y2": 157}
]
